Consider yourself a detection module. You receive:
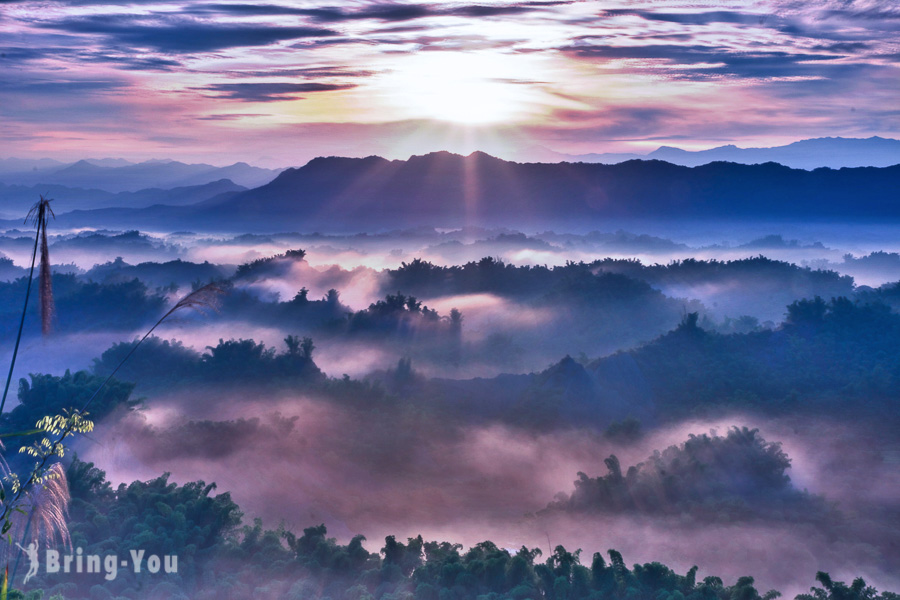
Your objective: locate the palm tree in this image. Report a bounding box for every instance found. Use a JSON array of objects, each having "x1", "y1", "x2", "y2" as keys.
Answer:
[{"x1": 0, "y1": 197, "x2": 54, "y2": 415}]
